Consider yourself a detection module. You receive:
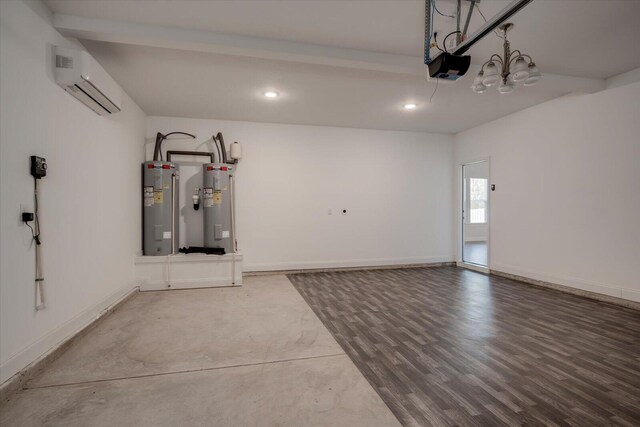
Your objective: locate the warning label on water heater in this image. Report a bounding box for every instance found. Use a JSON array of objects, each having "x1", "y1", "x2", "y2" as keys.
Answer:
[
  {"x1": 144, "y1": 187, "x2": 154, "y2": 207},
  {"x1": 154, "y1": 190, "x2": 163, "y2": 204},
  {"x1": 203, "y1": 188, "x2": 214, "y2": 207}
]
